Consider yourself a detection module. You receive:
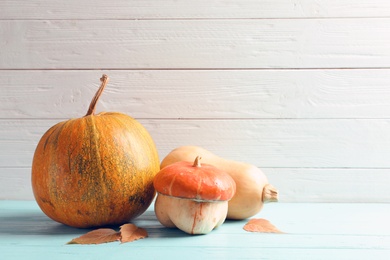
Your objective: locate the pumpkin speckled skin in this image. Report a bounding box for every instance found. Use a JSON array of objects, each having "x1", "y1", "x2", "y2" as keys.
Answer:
[{"x1": 31, "y1": 75, "x2": 160, "y2": 228}]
